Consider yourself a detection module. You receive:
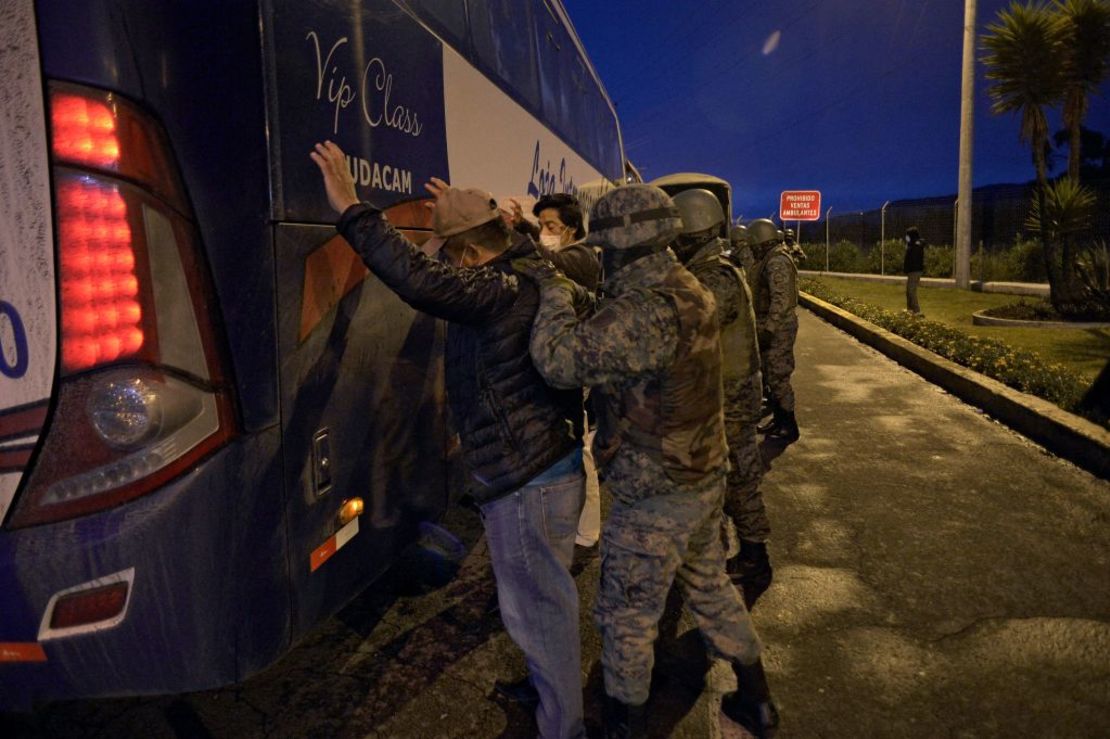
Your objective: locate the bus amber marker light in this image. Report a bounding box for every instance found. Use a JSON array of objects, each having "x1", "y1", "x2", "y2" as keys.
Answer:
[
  {"x1": 337, "y1": 497, "x2": 364, "y2": 526},
  {"x1": 6, "y1": 85, "x2": 236, "y2": 528}
]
